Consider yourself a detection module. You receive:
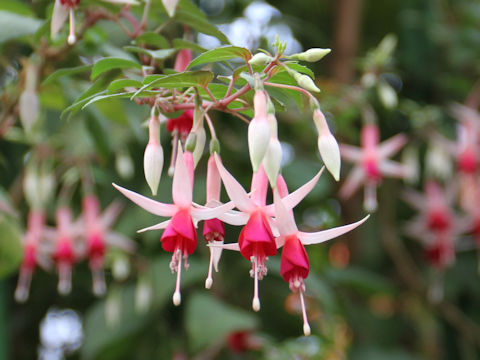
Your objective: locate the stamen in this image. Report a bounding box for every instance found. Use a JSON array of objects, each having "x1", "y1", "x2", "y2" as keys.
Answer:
[
  {"x1": 92, "y1": 268, "x2": 106, "y2": 296},
  {"x1": 173, "y1": 249, "x2": 182, "y2": 306},
  {"x1": 205, "y1": 254, "x2": 214, "y2": 289},
  {"x1": 252, "y1": 256, "x2": 260, "y2": 312},
  {"x1": 168, "y1": 131, "x2": 179, "y2": 177},
  {"x1": 67, "y1": 8, "x2": 76, "y2": 45},
  {"x1": 299, "y1": 290, "x2": 311, "y2": 336},
  {"x1": 14, "y1": 269, "x2": 32, "y2": 303},
  {"x1": 57, "y1": 262, "x2": 72, "y2": 295}
]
